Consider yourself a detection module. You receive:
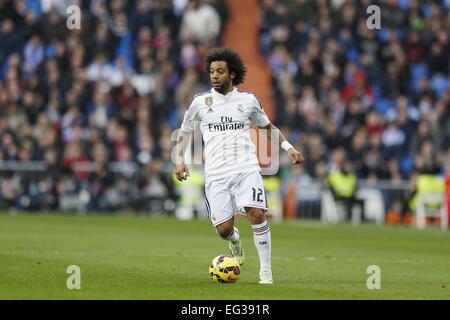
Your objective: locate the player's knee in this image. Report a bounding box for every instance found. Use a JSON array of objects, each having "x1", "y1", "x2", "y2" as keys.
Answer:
[{"x1": 245, "y1": 207, "x2": 265, "y2": 224}]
